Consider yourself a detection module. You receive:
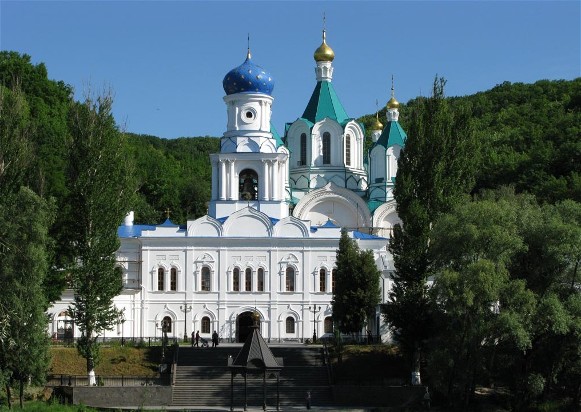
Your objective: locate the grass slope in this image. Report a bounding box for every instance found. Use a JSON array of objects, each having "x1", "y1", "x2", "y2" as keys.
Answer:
[{"x1": 50, "y1": 346, "x2": 161, "y2": 376}]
